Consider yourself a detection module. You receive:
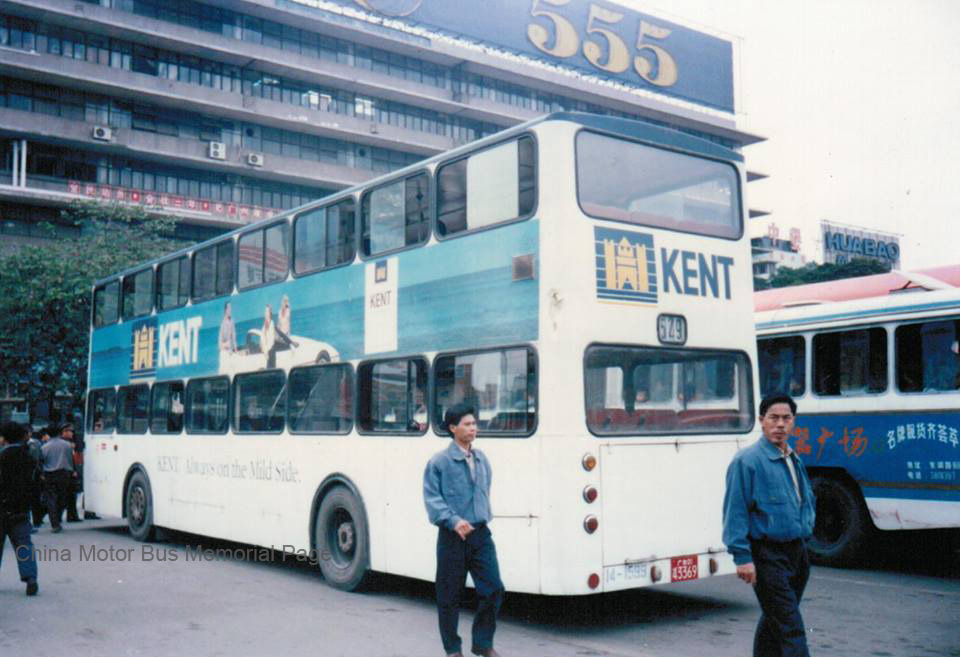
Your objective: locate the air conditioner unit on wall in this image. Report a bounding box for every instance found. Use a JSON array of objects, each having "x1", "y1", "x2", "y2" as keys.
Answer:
[
  {"x1": 92, "y1": 125, "x2": 113, "y2": 141},
  {"x1": 208, "y1": 141, "x2": 226, "y2": 160},
  {"x1": 246, "y1": 152, "x2": 265, "y2": 167}
]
